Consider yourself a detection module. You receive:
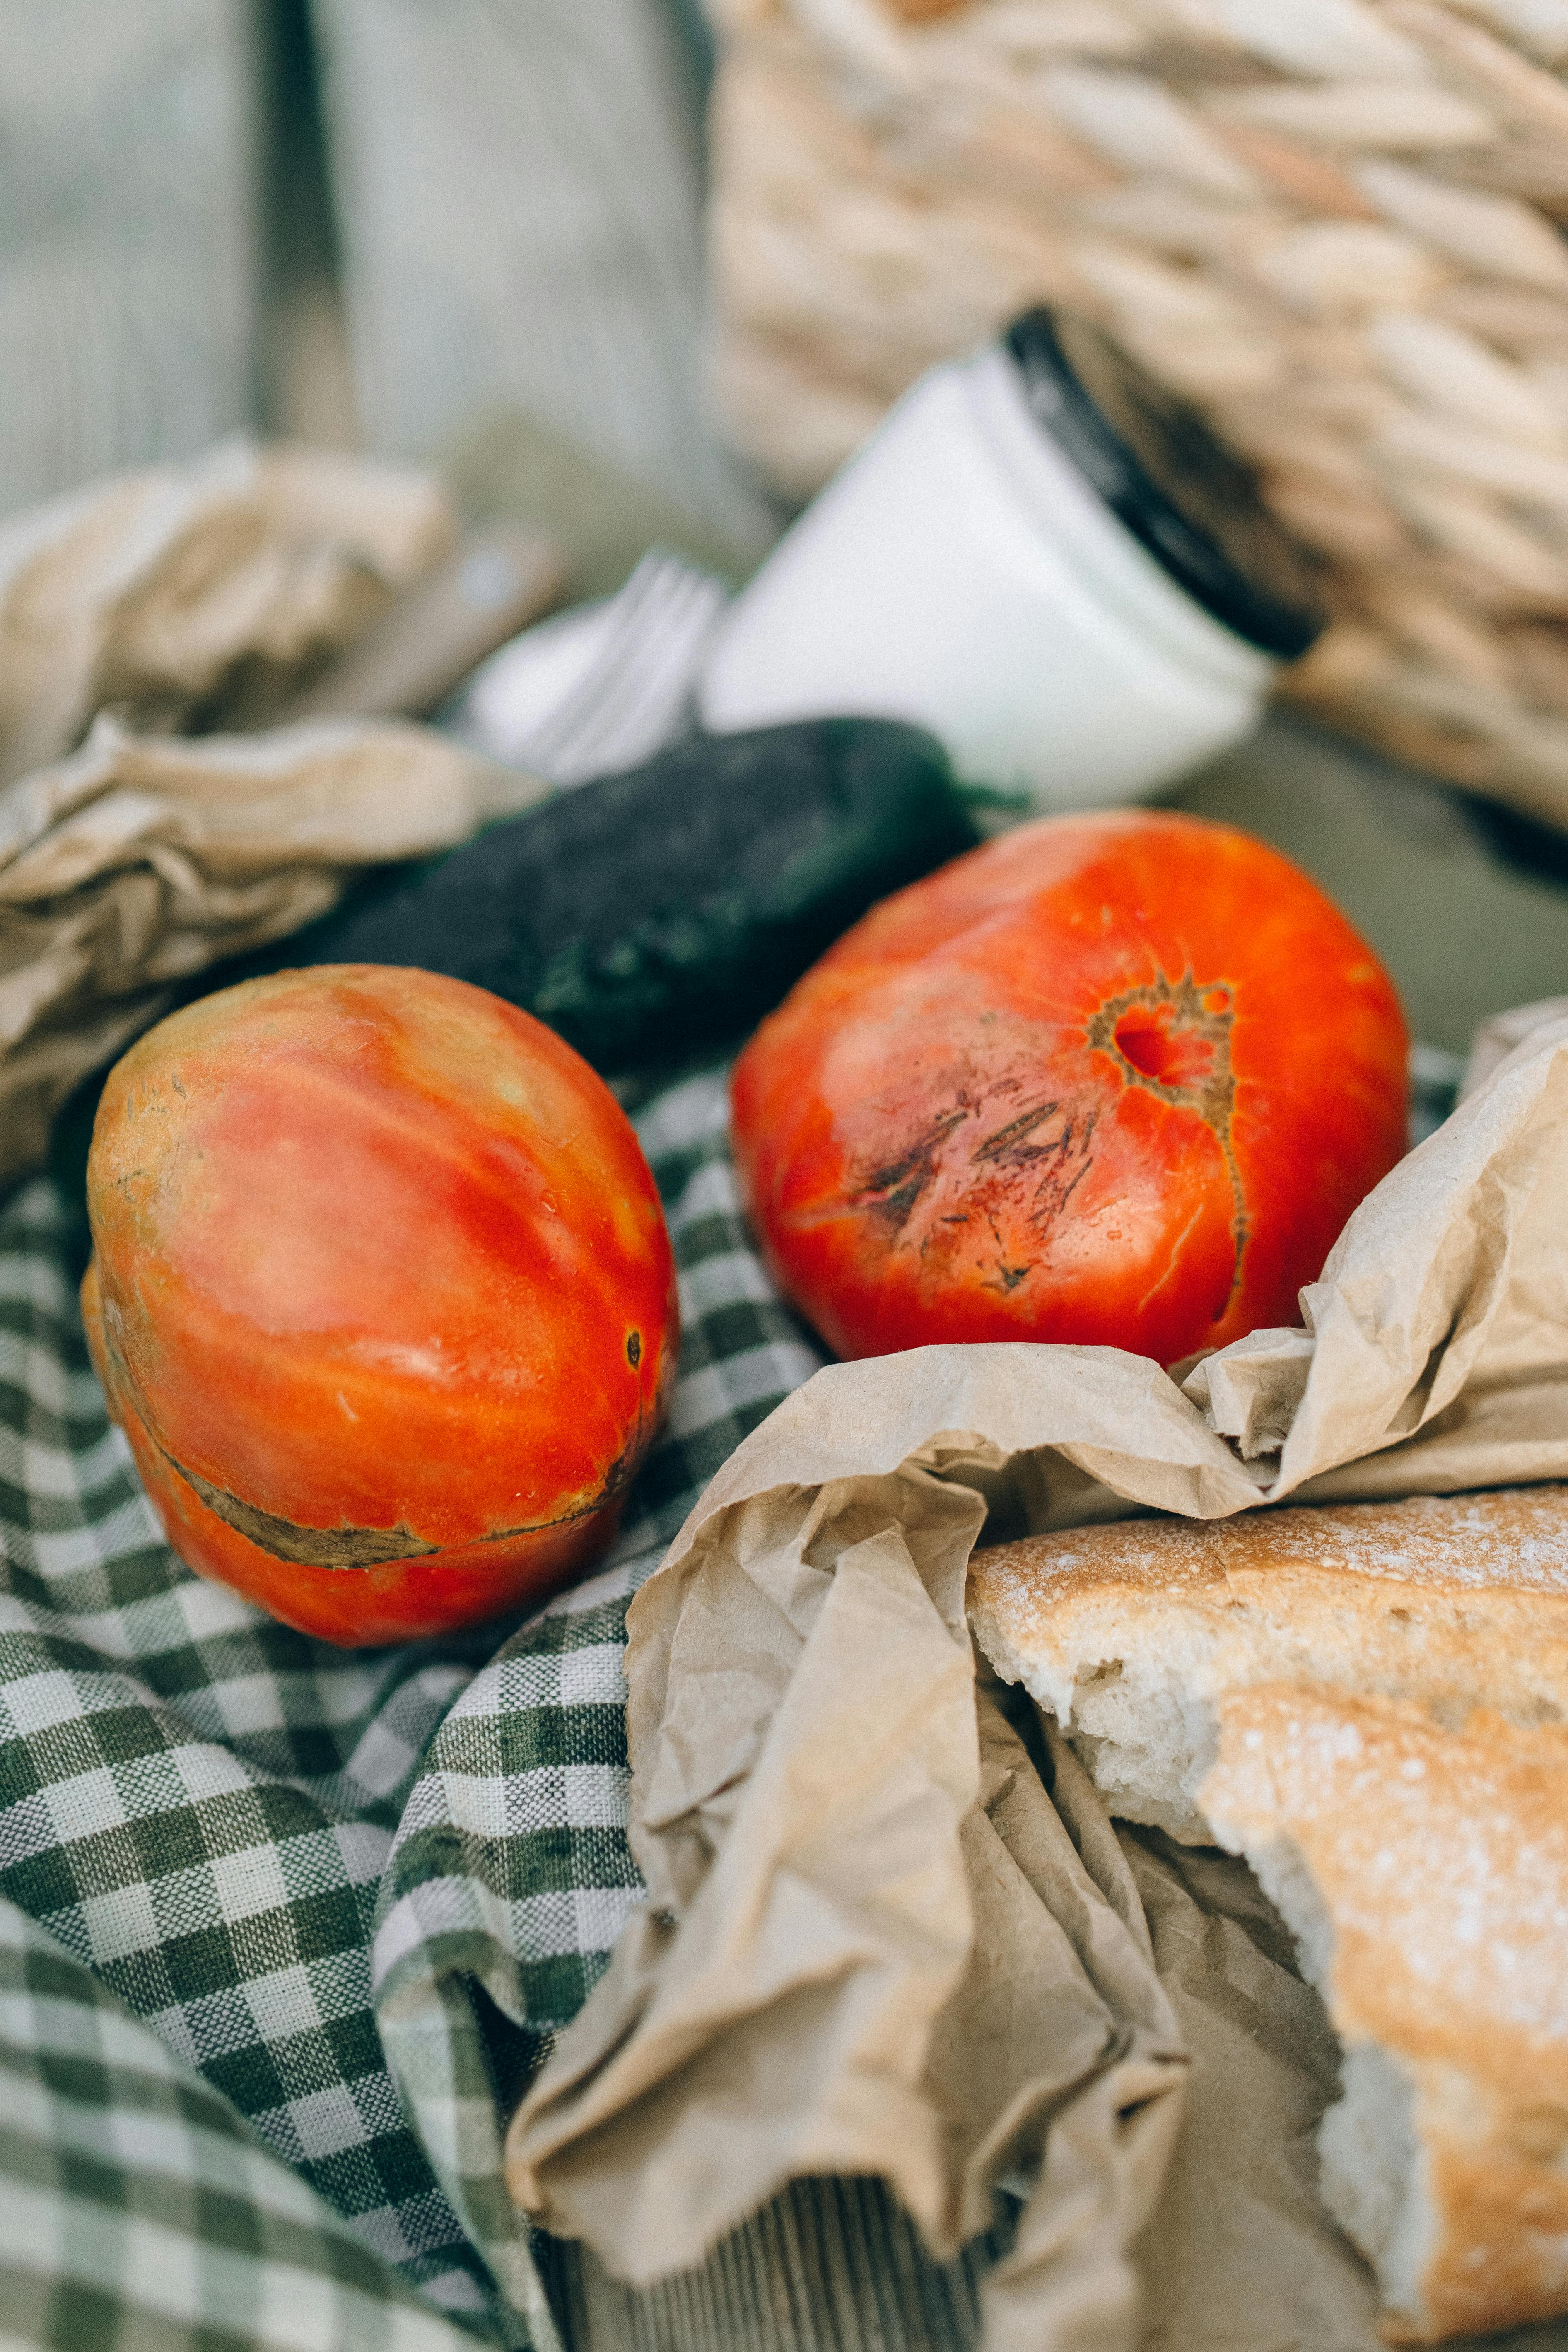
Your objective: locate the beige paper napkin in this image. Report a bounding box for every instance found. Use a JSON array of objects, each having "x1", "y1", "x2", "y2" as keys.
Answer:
[{"x1": 507, "y1": 1009, "x2": 1568, "y2": 2348}]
